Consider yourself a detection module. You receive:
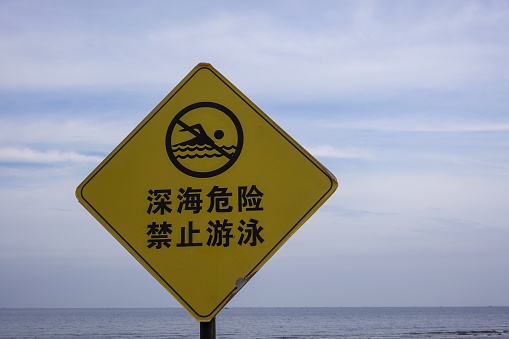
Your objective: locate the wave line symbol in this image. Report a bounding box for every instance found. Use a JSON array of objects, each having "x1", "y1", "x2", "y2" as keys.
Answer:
[
  {"x1": 172, "y1": 145, "x2": 237, "y2": 153},
  {"x1": 172, "y1": 145, "x2": 237, "y2": 159},
  {"x1": 175, "y1": 153, "x2": 224, "y2": 159}
]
